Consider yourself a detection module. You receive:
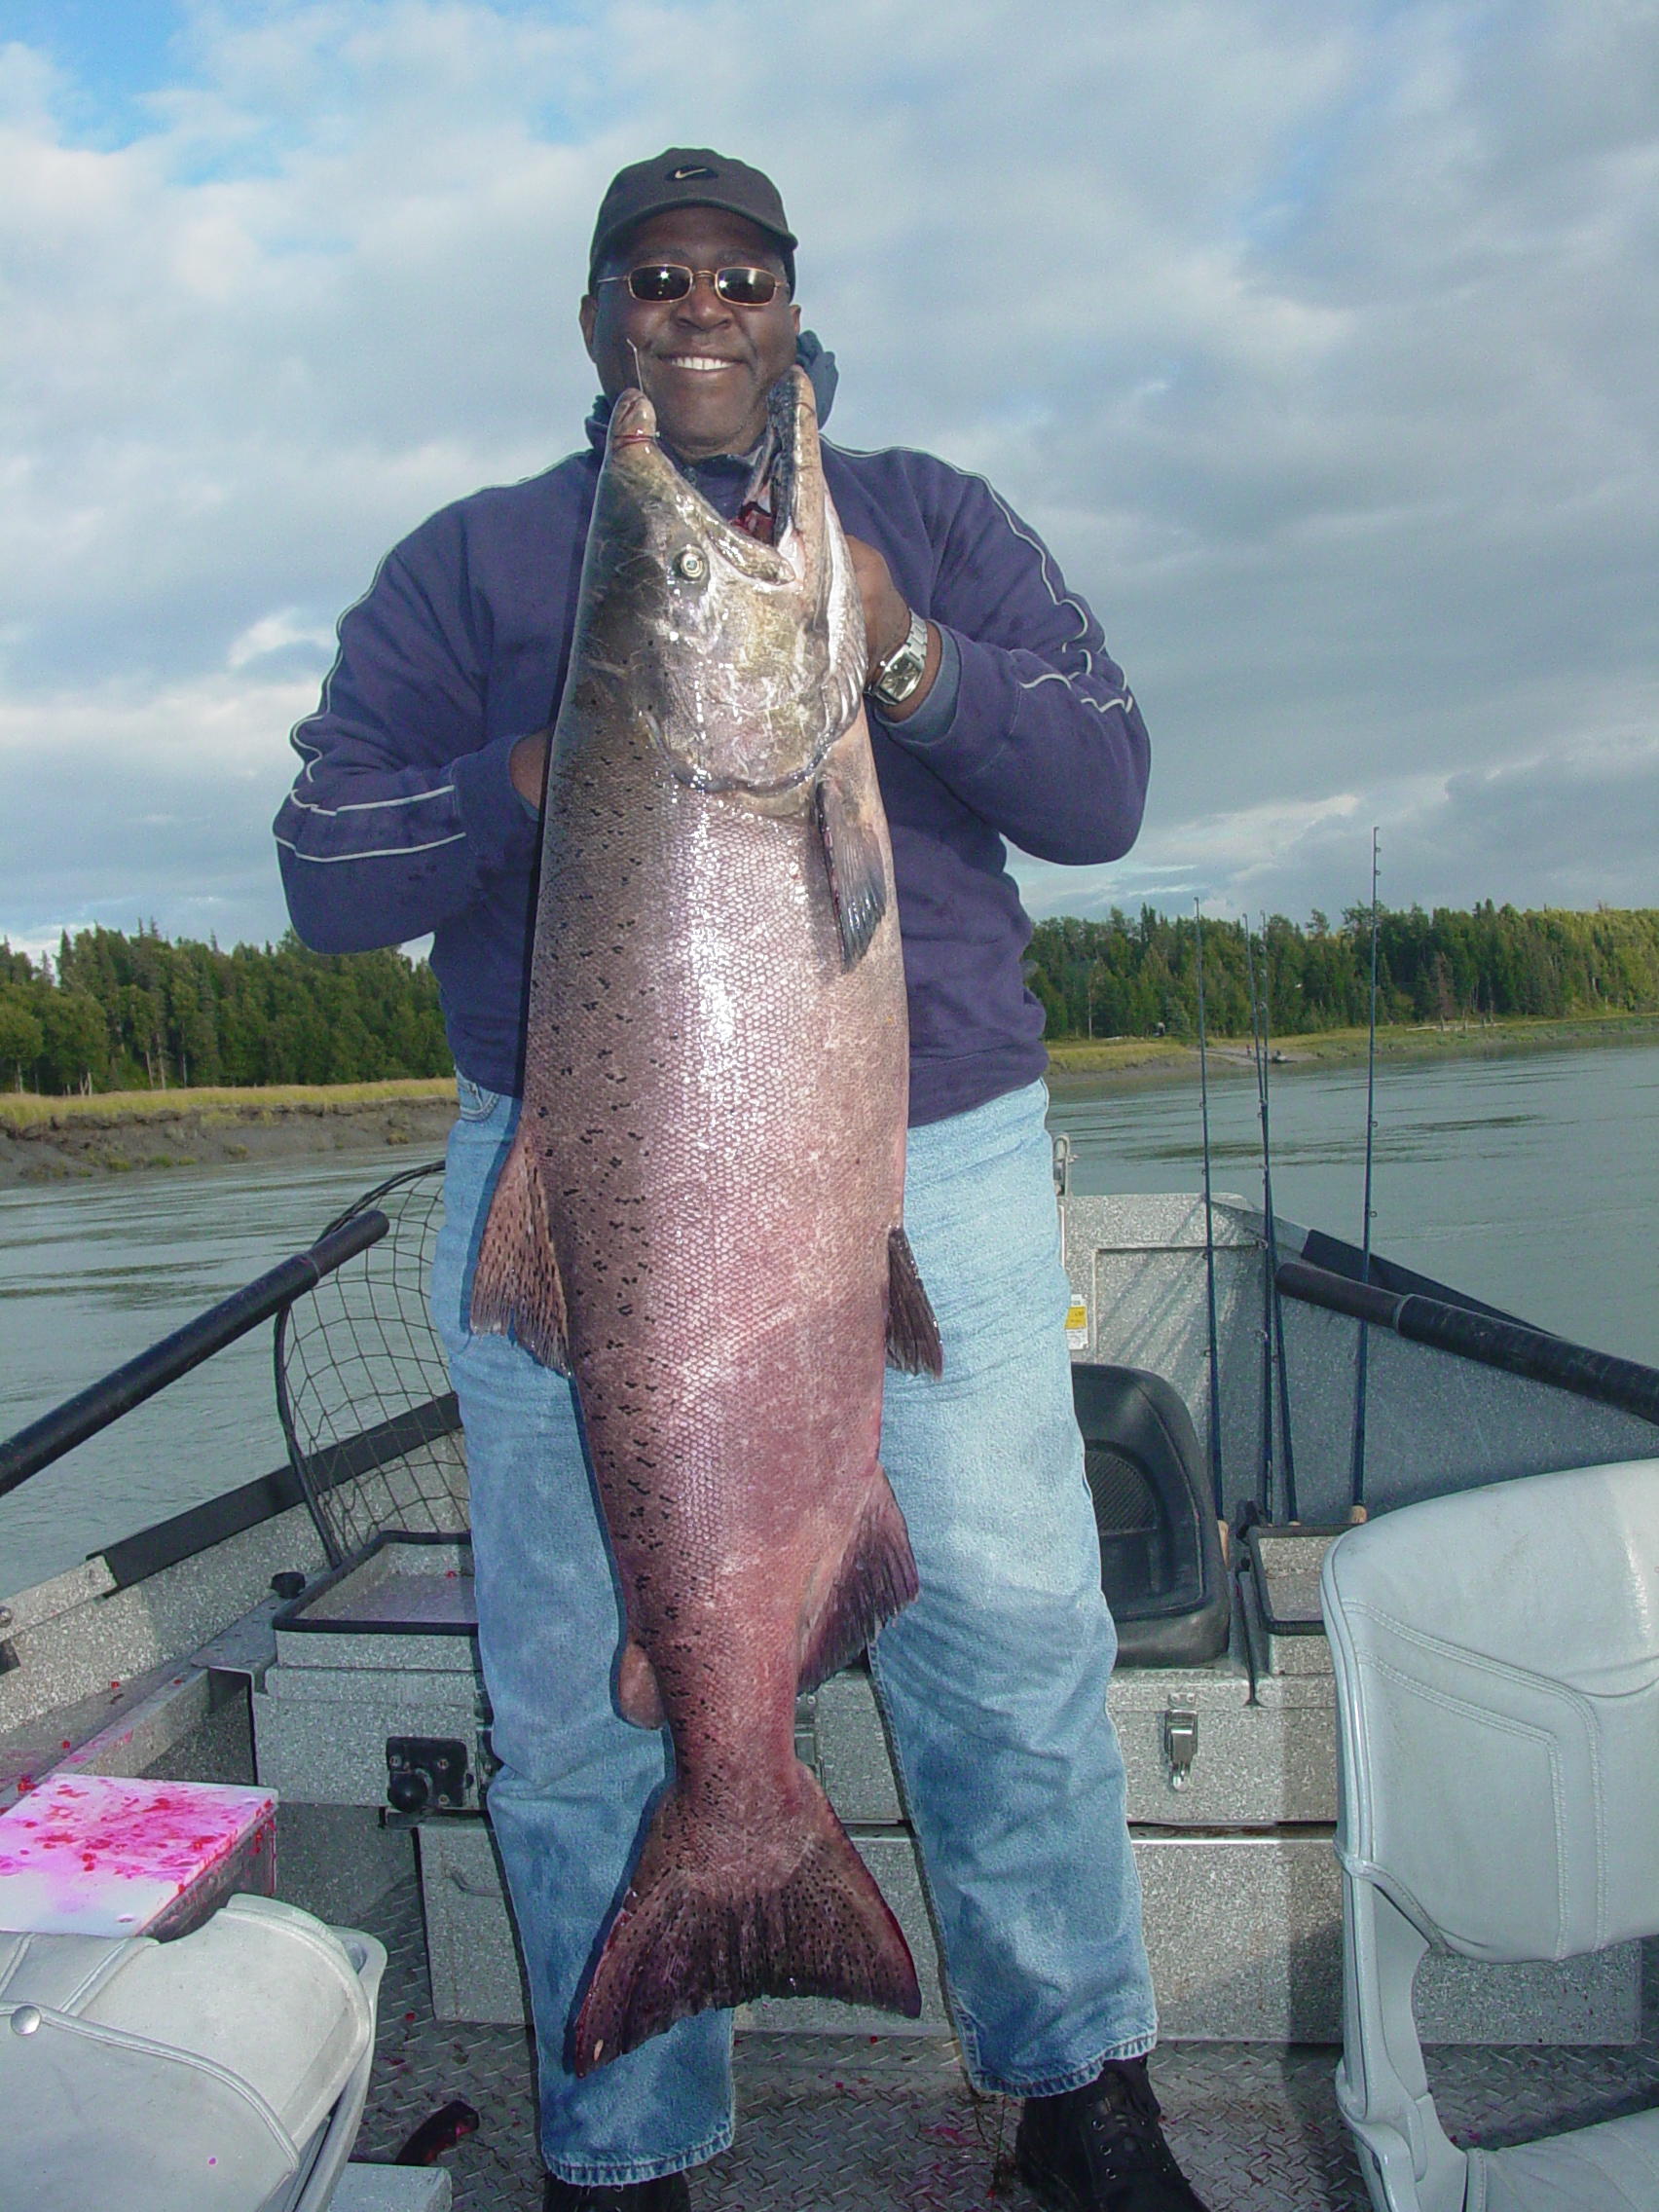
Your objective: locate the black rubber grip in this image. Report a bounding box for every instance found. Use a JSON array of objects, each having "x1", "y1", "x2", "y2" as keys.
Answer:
[{"x1": 1276, "y1": 1257, "x2": 1659, "y2": 1430}]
